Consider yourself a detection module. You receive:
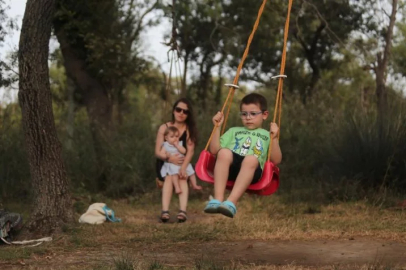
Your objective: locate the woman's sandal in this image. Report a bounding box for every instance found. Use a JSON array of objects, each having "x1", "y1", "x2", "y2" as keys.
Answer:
[
  {"x1": 160, "y1": 211, "x2": 170, "y2": 223},
  {"x1": 177, "y1": 210, "x2": 187, "y2": 223}
]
